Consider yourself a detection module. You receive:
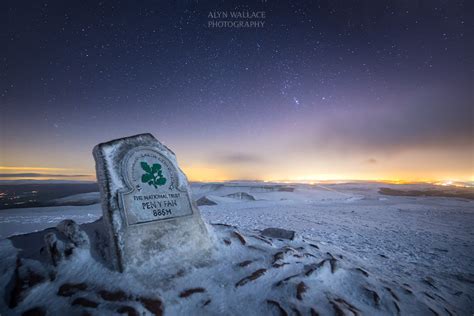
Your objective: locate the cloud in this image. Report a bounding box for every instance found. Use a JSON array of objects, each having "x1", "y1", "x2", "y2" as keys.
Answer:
[
  {"x1": 304, "y1": 91, "x2": 473, "y2": 156},
  {"x1": 214, "y1": 153, "x2": 264, "y2": 164},
  {"x1": 365, "y1": 158, "x2": 377, "y2": 164},
  {"x1": 0, "y1": 173, "x2": 91, "y2": 178}
]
